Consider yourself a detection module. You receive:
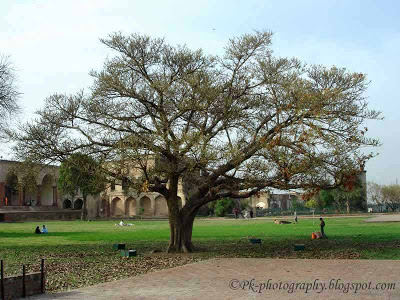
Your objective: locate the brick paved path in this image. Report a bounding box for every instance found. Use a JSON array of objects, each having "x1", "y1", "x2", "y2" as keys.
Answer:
[{"x1": 28, "y1": 258, "x2": 400, "y2": 300}]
